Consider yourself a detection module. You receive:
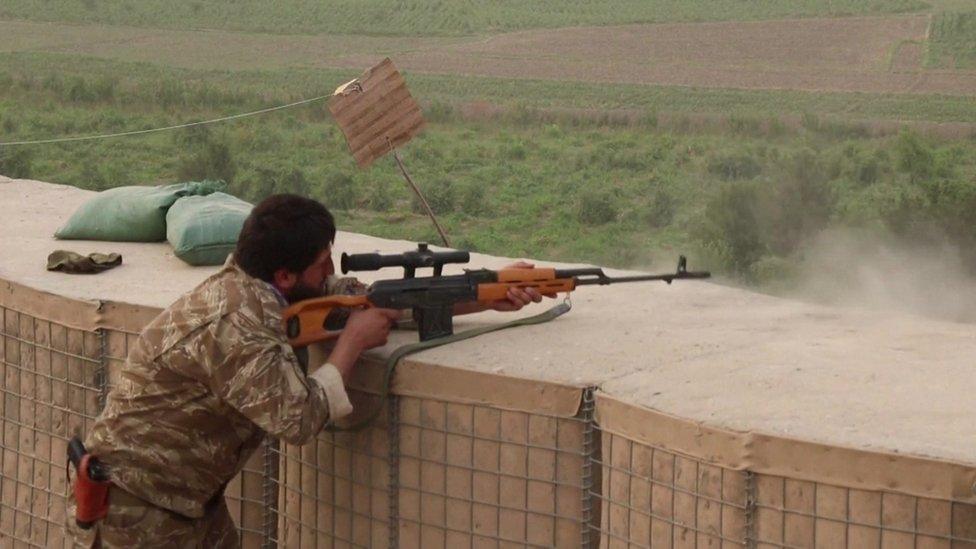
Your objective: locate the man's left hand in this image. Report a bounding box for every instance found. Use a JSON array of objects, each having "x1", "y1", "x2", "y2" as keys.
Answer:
[{"x1": 488, "y1": 261, "x2": 546, "y2": 312}]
